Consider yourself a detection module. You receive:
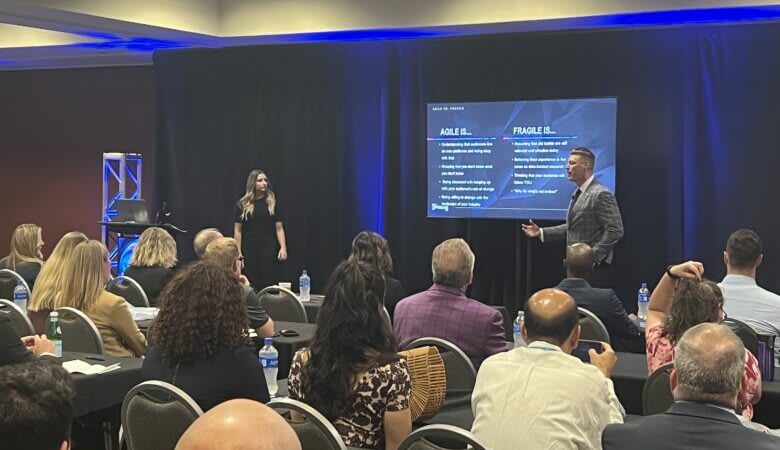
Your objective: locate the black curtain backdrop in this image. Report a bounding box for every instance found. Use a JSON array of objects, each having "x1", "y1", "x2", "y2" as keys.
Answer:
[{"x1": 154, "y1": 21, "x2": 780, "y2": 314}]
